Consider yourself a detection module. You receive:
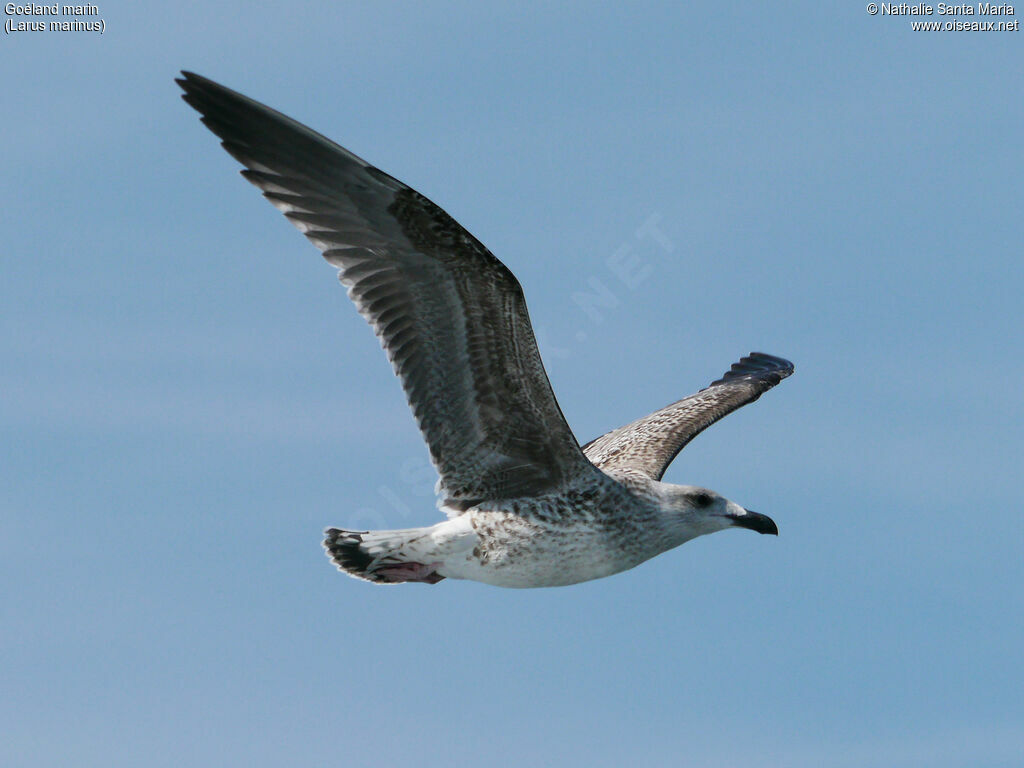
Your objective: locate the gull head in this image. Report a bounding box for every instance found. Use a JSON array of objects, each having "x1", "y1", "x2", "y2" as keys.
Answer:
[{"x1": 661, "y1": 484, "x2": 778, "y2": 539}]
